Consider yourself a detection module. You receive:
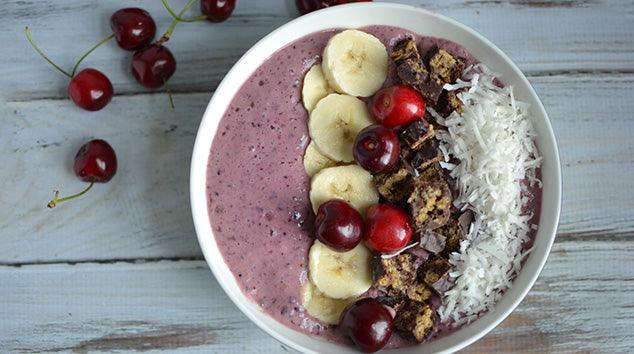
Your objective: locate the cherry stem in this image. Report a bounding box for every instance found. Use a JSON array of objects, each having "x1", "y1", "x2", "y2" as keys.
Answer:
[
  {"x1": 47, "y1": 182, "x2": 94, "y2": 209},
  {"x1": 24, "y1": 26, "x2": 73, "y2": 78},
  {"x1": 157, "y1": 0, "x2": 198, "y2": 45},
  {"x1": 161, "y1": 0, "x2": 208, "y2": 22},
  {"x1": 162, "y1": 75, "x2": 175, "y2": 109},
  {"x1": 71, "y1": 33, "x2": 115, "y2": 77},
  {"x1": 25, "y1": 26, "x2": 114, "y2": 79}
]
